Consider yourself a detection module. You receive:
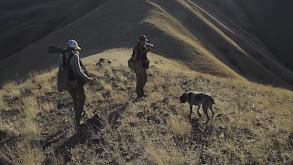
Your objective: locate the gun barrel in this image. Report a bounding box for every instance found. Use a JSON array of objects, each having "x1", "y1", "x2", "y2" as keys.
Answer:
[
  {"x1": 145, "y1": 43, "x2": 154, "y2": 48},
  {"x1": 48, "y1": 45, "x2": 66, "y2": 53}
]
